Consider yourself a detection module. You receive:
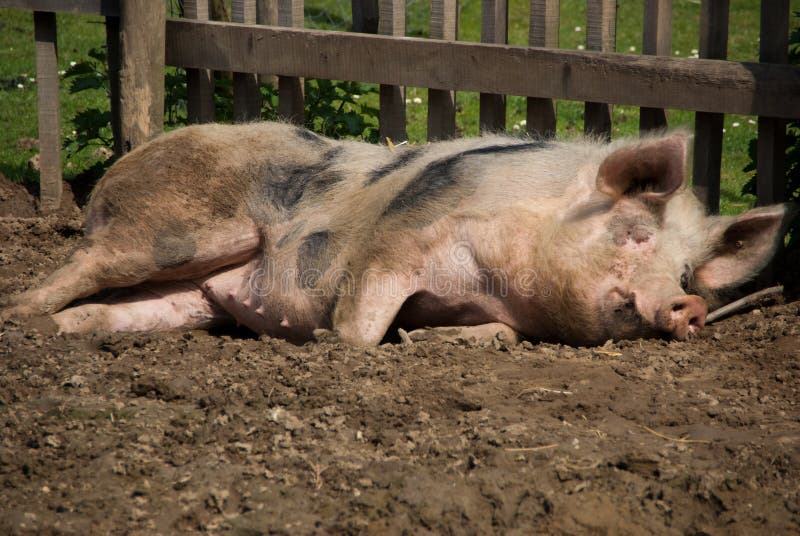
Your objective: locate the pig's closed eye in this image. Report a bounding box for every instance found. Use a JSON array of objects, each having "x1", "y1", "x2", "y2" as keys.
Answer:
[{"x1": 680, "y1": 265, "x2": 692, "y2": 291}]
